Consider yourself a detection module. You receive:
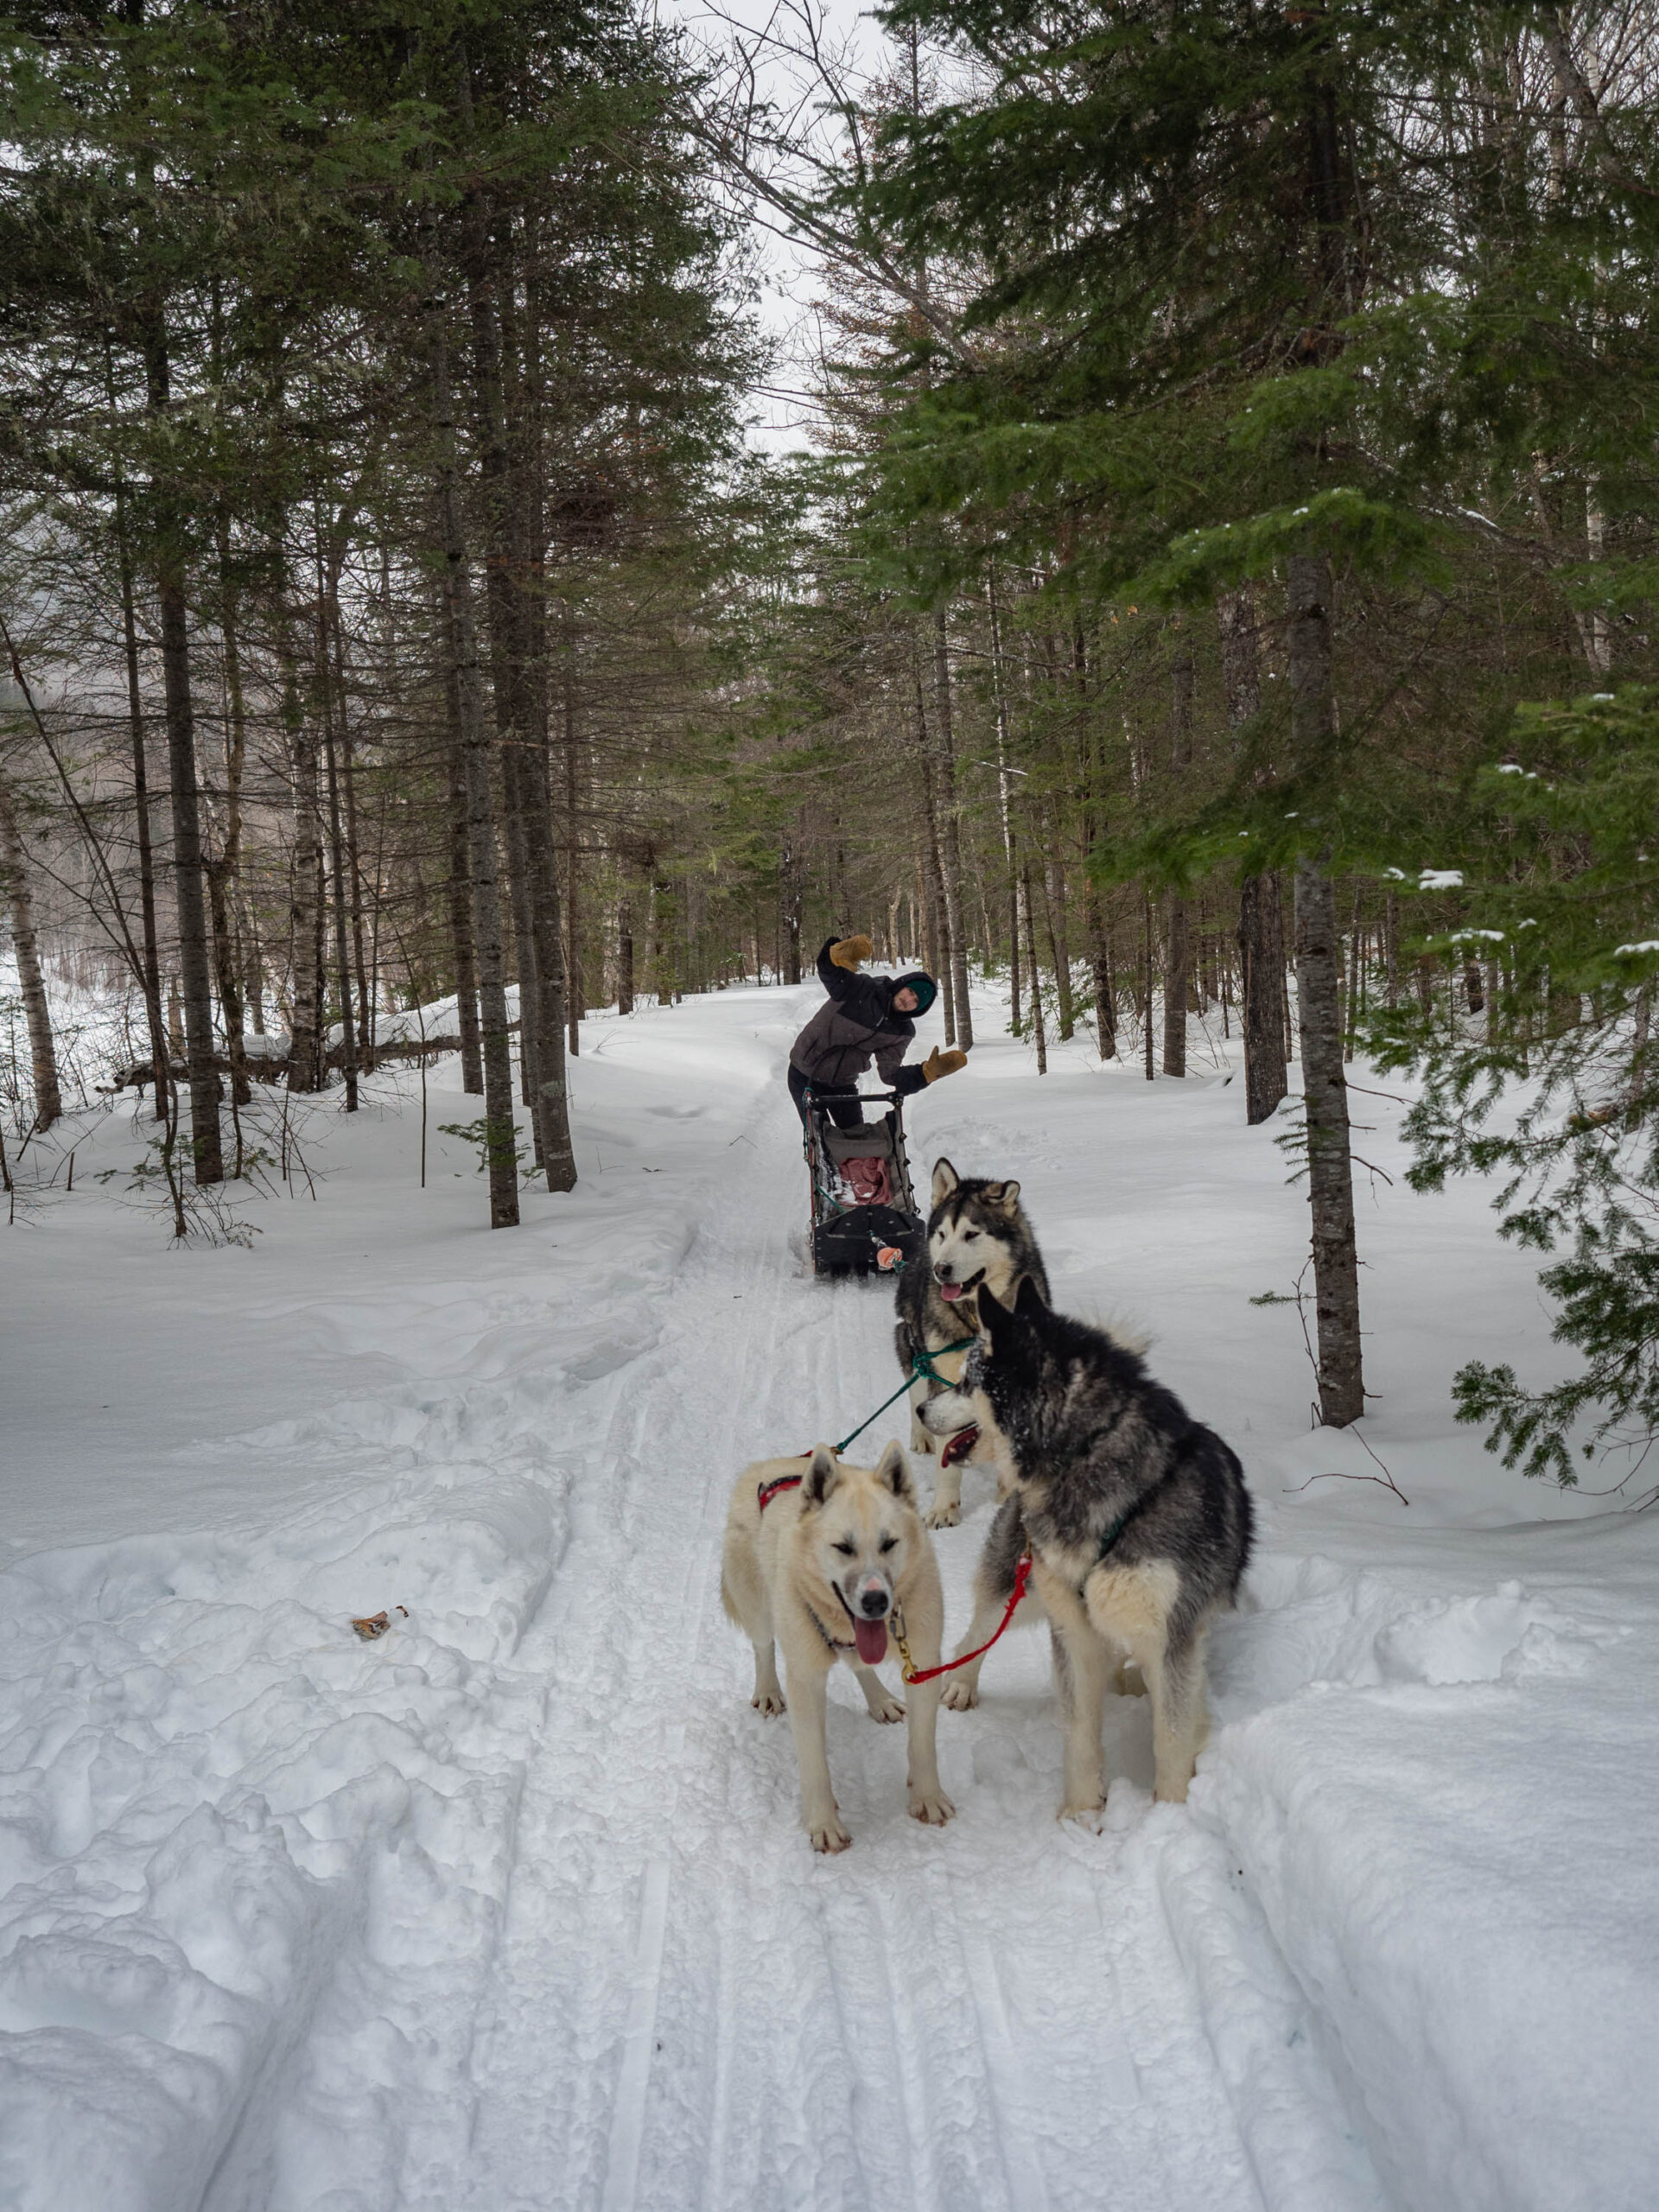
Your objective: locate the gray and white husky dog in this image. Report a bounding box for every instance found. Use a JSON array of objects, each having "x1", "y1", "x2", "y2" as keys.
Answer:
[
  {"x1": 922, "y1": 1276, "x2": 1253, "y2": 1815},
  {"x1": 894, "y1": 1159, "x2": 1051, "y2": 1529}
]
